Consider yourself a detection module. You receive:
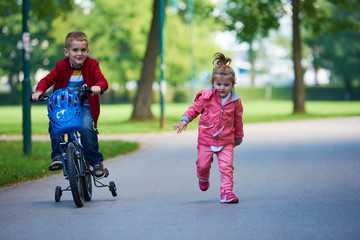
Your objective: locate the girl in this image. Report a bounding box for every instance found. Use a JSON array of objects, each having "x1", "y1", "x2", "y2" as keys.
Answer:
[{"x1": 173, "y1": 52, "x2": 244, "y2": 203}]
